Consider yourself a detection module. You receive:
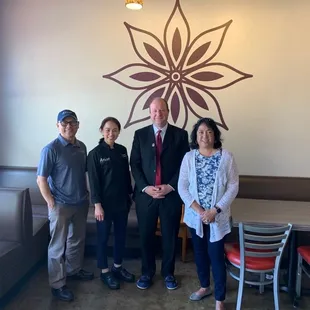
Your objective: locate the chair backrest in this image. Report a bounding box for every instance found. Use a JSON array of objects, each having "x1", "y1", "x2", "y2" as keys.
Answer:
[{"x1": 239, "y1": 222, "x2": 292, "y2": 270}]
